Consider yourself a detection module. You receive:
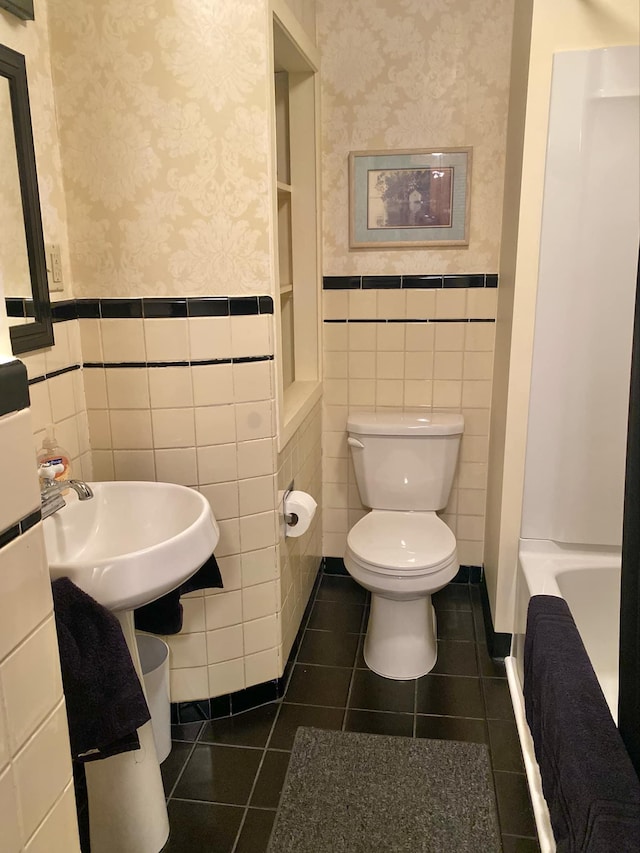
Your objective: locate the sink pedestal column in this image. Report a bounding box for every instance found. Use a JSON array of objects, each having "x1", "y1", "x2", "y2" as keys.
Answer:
[{"x1": 85, "y1": 611, "x2": 170, "y2": 853}]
